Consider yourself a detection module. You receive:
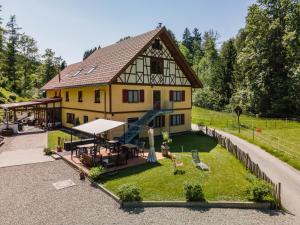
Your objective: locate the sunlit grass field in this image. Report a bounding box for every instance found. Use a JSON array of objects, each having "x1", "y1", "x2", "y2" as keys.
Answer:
[{"x1": 192, "y1": 107, "x2": 300, "y2": 170}]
